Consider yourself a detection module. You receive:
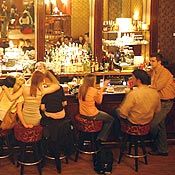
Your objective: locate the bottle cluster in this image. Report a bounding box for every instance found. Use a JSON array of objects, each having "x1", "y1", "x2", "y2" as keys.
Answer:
[{"x1": 44, "y1": 43, "x2": 100, "y2": 74}]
